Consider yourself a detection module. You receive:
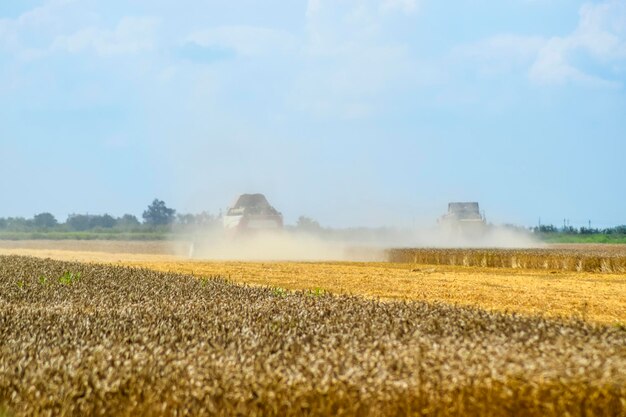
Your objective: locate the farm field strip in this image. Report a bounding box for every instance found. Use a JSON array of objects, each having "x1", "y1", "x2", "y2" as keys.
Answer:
[
  {"x1": 1, "y1": 255, "x2": 625, "y2": 417},
  {"x1": 0, "y1": 242, "x2": 625, "y2": 324},
  {"x1": 126, "y1": 260, "x2": 626, "y2": 325},
  {"x1": 388, "y1": 247, "x2": 626, "y2": 272}
]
